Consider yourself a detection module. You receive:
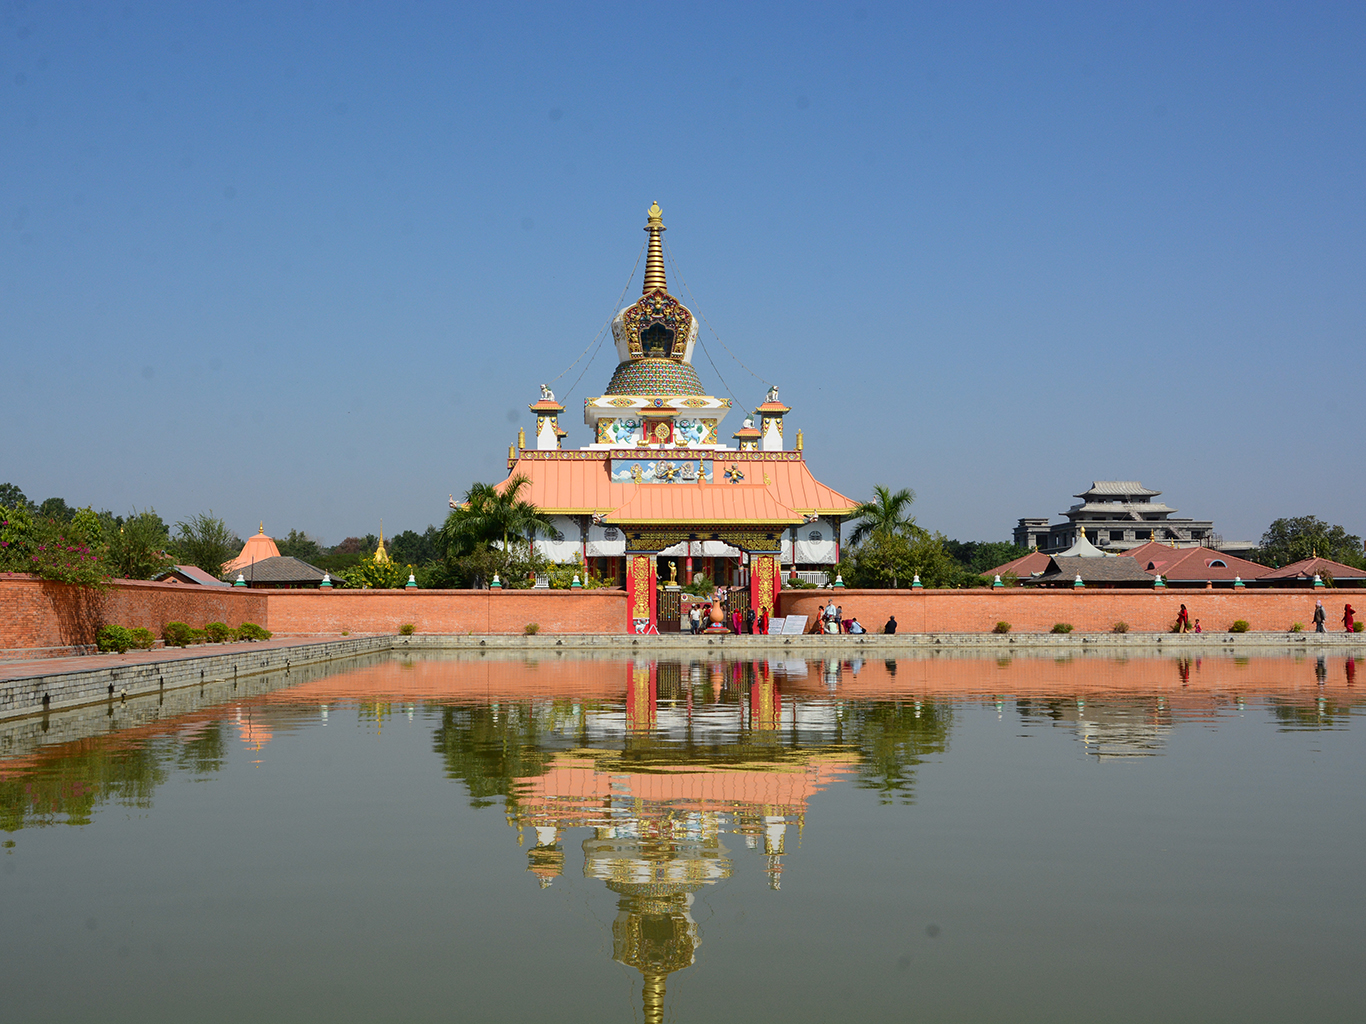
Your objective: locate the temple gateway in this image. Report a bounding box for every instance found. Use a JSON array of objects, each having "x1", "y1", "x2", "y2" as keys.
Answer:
[{"x1": 483, "y1": 202, "x2": 857, "y2": 632}]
